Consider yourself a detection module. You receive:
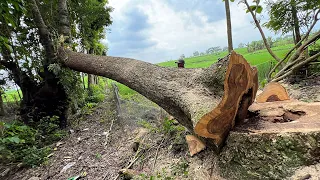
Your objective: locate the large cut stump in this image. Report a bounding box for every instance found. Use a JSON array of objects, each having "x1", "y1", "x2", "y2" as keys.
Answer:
[
  {"x1": 217, "y1": 95, "x2": 320, "y2": 179},
  {"x1": 59, "y1": 49, "x2": 258, "y2": 147}
]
